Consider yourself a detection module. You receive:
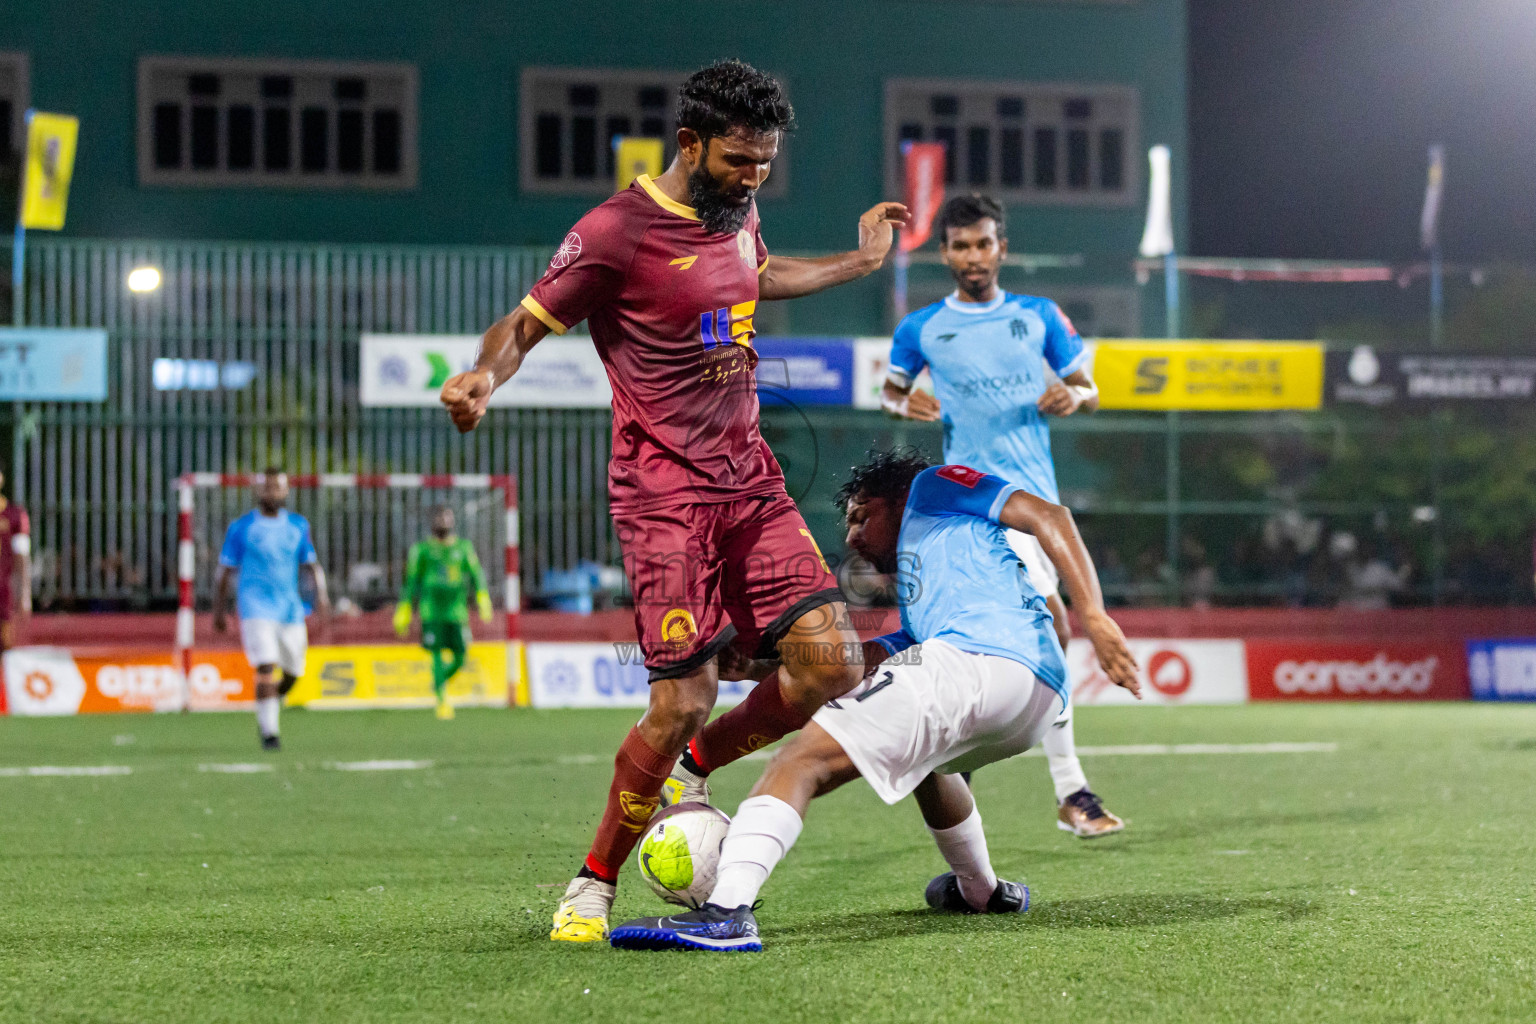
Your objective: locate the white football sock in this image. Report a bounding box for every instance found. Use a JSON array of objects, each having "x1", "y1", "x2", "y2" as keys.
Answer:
[
  {"x1": 928, "y1": 805, "x2": 998, "y2": 910},
  {"x1": 708, "y1": 795, "x2": 803, "y2": 909},
  {"x1": 1043, "y1": 701, "x2": 1089, "y2": 802},
  {"x1": 256, "y1": 696, "x2": 280, "y2": 738}
]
